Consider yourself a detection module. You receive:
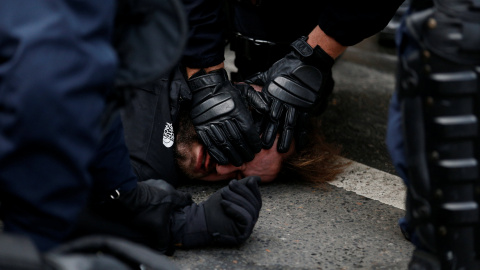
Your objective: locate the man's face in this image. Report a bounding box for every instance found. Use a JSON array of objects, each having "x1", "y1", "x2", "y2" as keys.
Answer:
[{"x1": 174, "y1": 112, "x2": 295, "y2": 182}]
